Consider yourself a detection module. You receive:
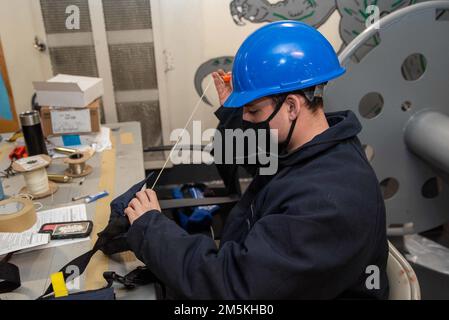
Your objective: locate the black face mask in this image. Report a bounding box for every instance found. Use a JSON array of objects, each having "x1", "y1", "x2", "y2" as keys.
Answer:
[
  {"x1": 212, "y1": 98, "x2": 297, "y2": 175},
  {"x1": 241, "y1": 96, "x2": 298, "y2": 160}
]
